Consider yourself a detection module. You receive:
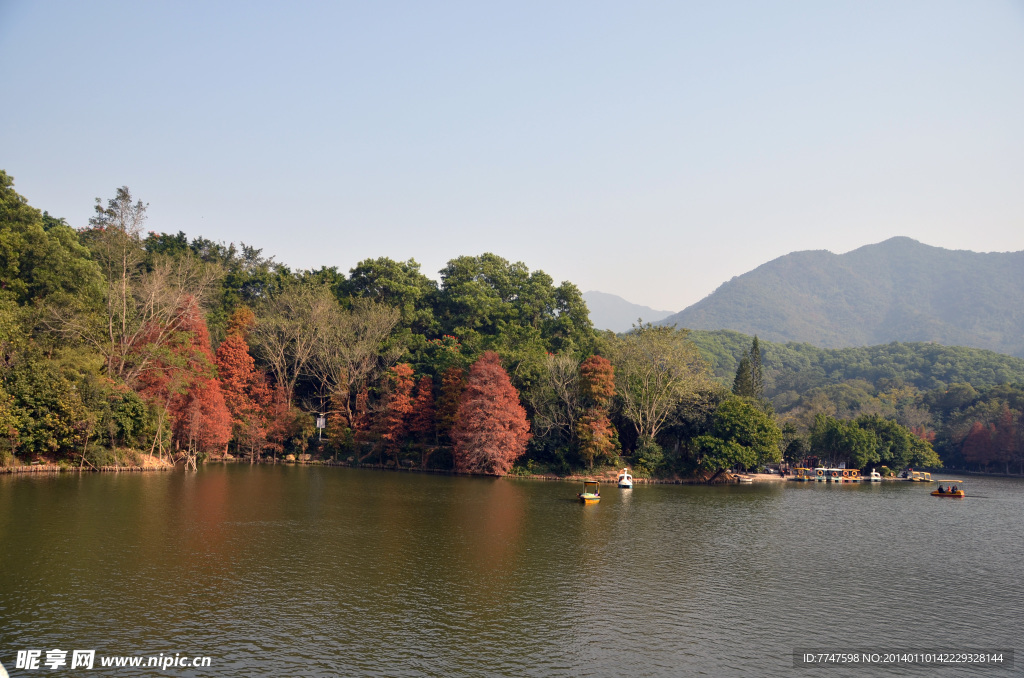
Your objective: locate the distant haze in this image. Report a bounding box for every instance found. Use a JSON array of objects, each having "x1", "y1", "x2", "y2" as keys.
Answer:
[{"x1": 583, "y1": 291, "x2": 674, "y2": 333}]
